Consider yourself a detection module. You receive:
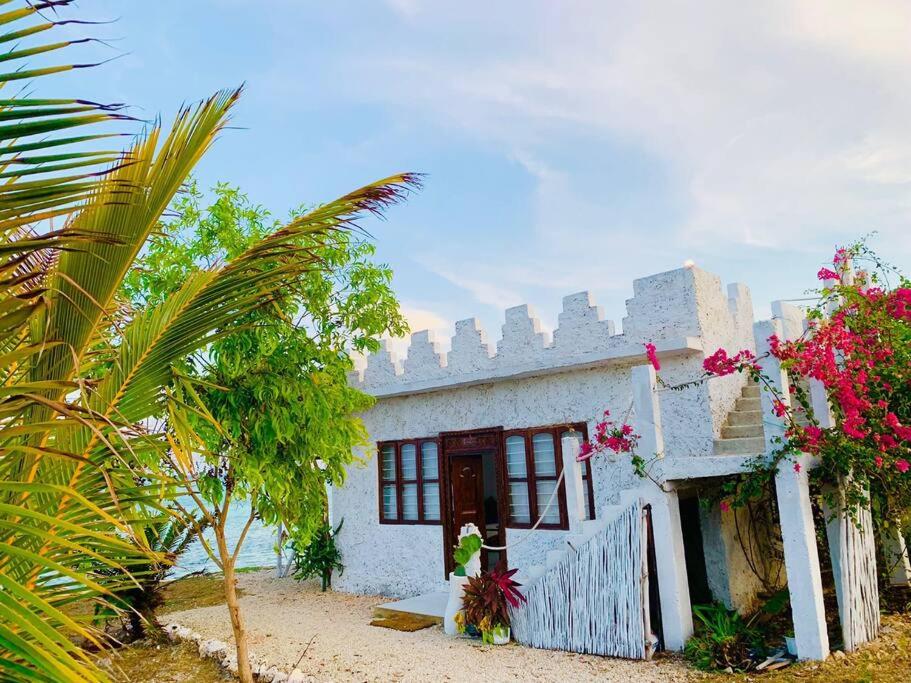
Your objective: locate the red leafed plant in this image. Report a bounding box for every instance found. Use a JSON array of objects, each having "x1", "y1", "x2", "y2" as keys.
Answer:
[{"x1": 461, "y1": 567, "x2": 527, "y2": 631}]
